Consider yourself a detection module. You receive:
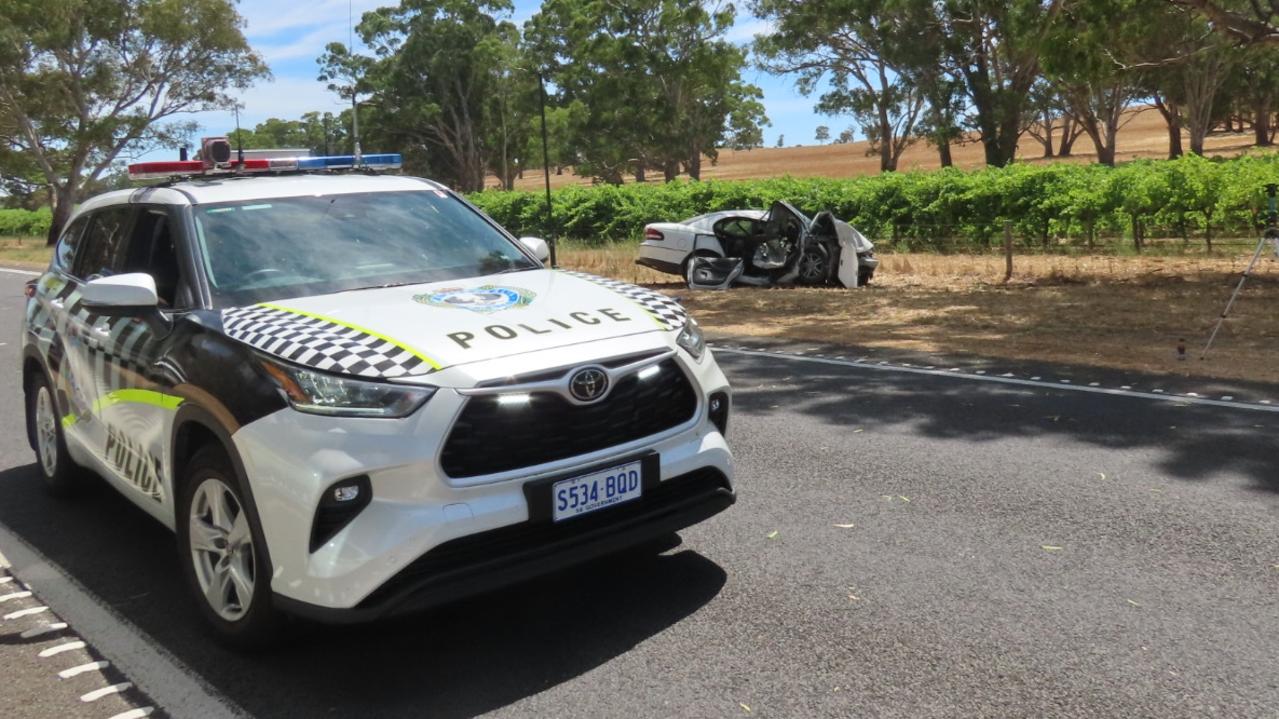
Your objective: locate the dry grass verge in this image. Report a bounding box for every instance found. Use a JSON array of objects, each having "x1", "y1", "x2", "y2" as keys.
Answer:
[
  {"x1": 0, "y1": 237, "x2": 52, "y2": 269},
  {"x1": 560, "y1": 245, "x2": 1279, "y2": 385}
]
